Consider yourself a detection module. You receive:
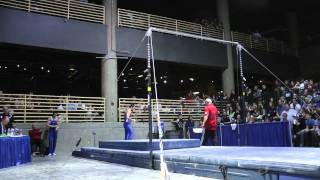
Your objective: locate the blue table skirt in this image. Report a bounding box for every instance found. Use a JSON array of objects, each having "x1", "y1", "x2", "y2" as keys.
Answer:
[
  {"x1": 192, "y1": 122, "x2": 292, "y2": 147},
  {"x1": 0, "y1": 136, "x2": 31, "y2": 169}
]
